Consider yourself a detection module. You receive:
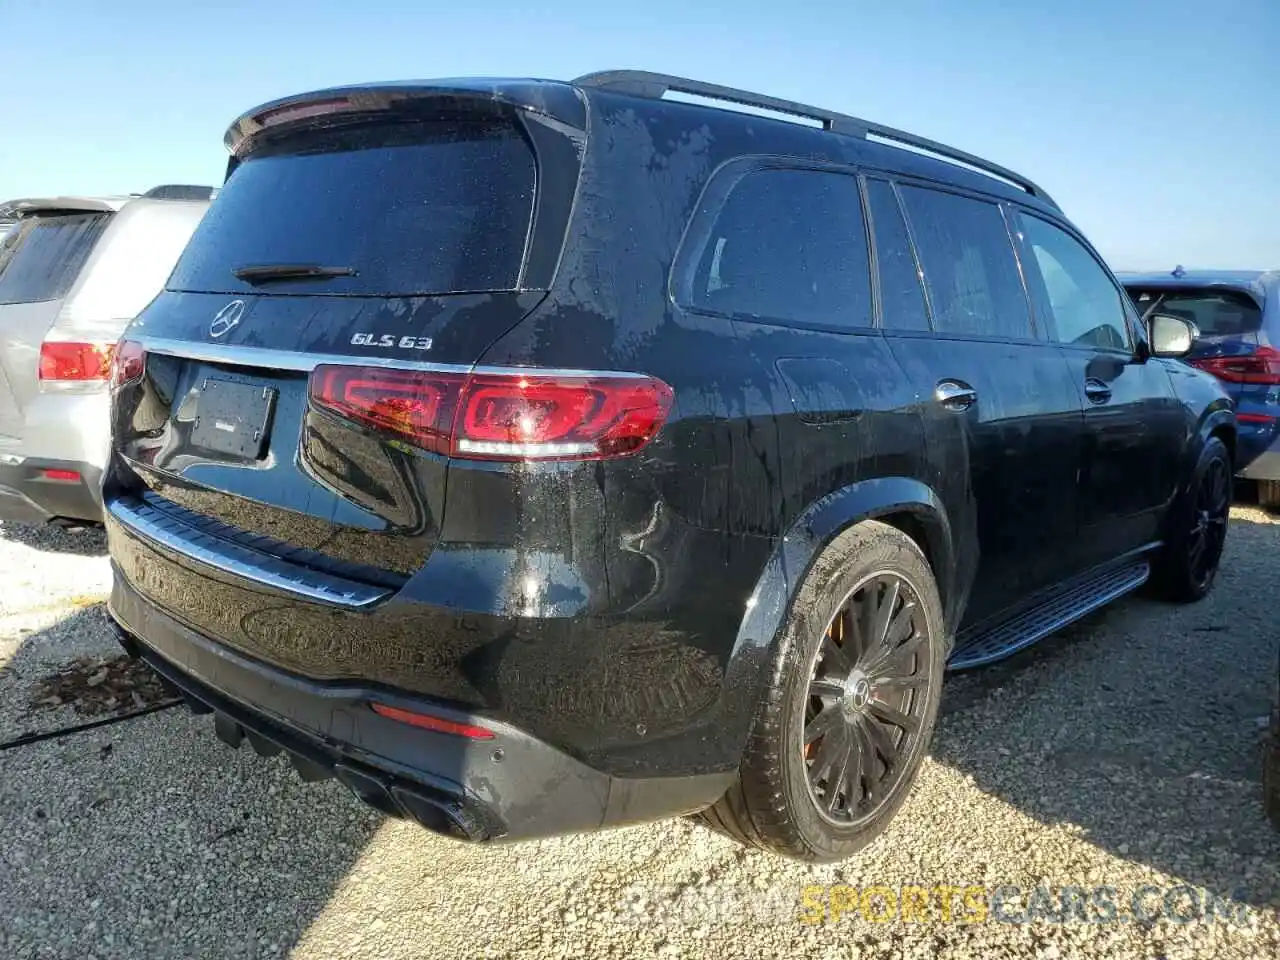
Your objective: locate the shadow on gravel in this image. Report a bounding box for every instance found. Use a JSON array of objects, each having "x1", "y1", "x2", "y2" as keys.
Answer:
[
  {"x1": 0, "y1": 606, "x2": 382, "y2": 958},
  {"x1": 0, "y1": 519, "x2": 108, "y2": 556},
  {"x1": 932, "y1": 507, "x2": 1280, "y2": 910}
]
